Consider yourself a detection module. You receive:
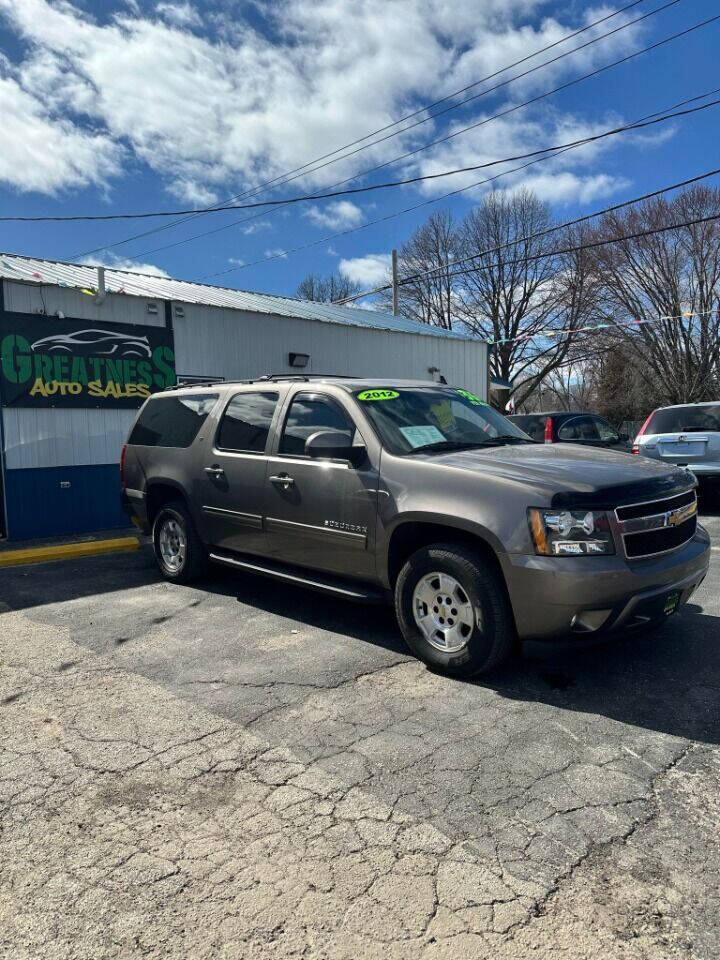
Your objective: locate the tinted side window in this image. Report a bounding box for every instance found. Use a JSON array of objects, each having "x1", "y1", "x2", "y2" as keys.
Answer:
[
  {"x1": 280, "y1": 395, "x2": 354, "y2": 456},
  {"x1": 592, "y1": 417, "x2": 619, "y2": 442},
  {"x1": 511, "y1": 416, "x2": 544, "y2": 442},
  {"x1": 129, "y1": 394, "x2": 218, "y2": 448},
  {"x1": 557, "y1": 416, "x2": 600, "y2": 441},
  {"x1": 217, "y1": 392, "x2": 279, "y2": 453}
]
